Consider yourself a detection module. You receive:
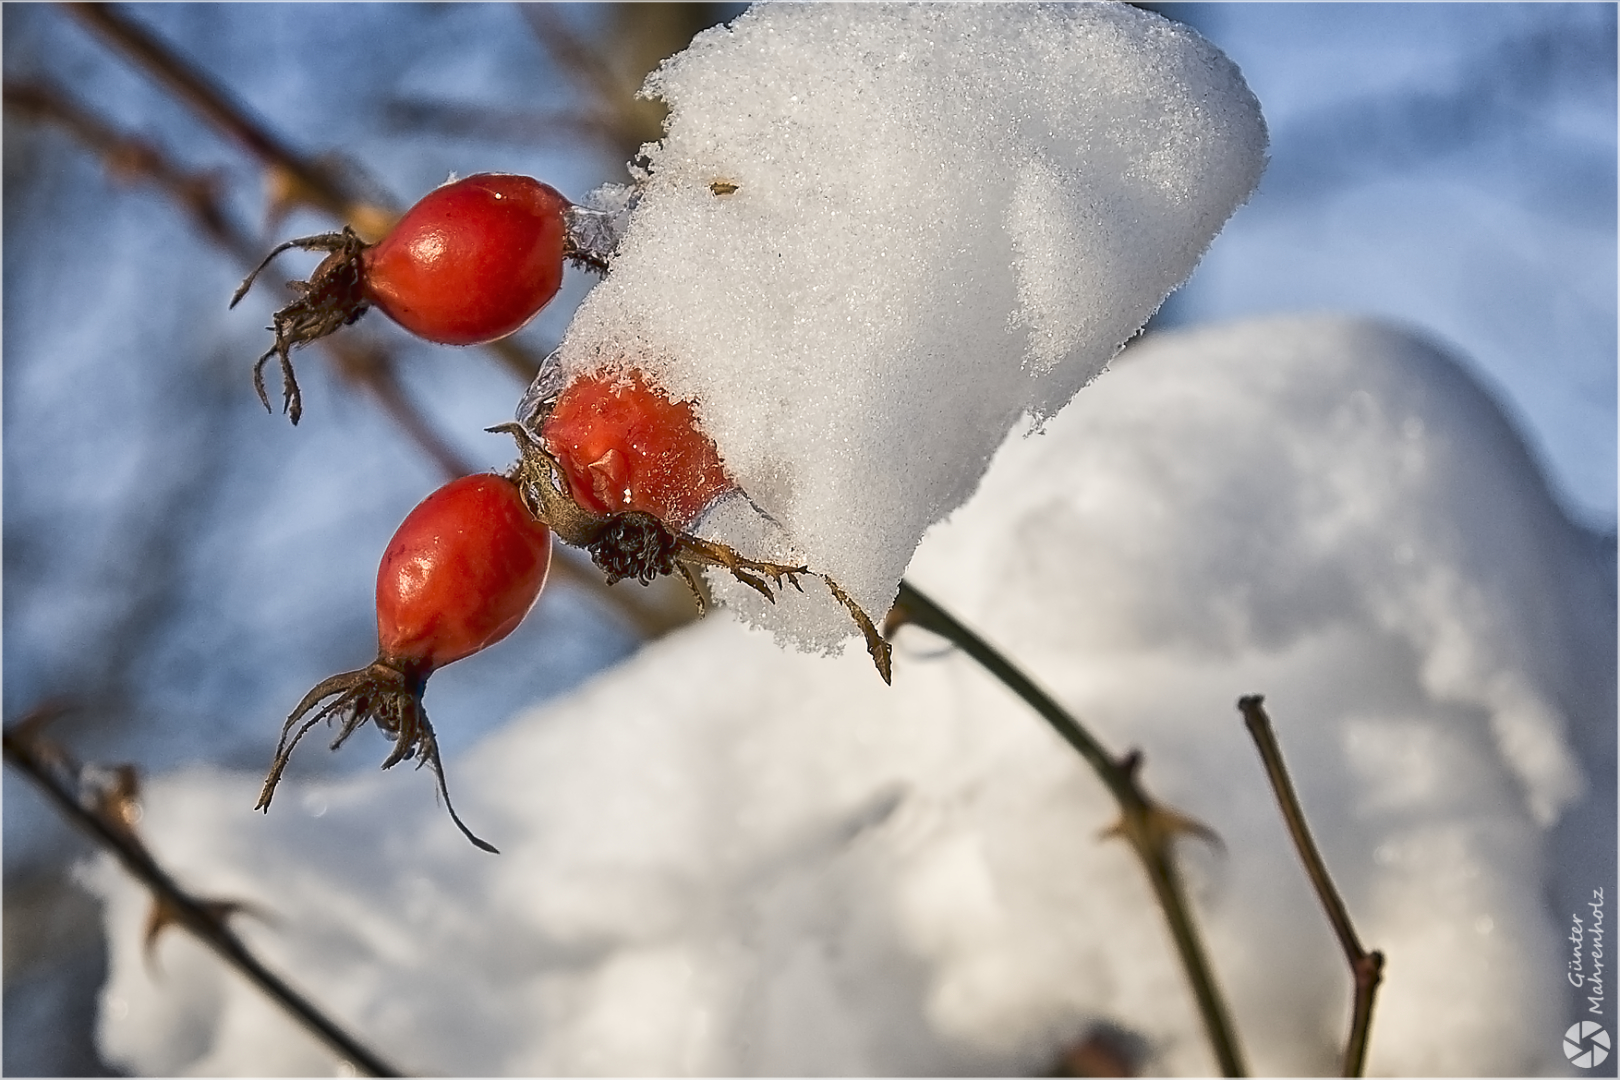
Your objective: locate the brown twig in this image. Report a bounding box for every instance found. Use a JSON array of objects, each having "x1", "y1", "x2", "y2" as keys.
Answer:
[
  {"x1": 324, "y1": 341, "x2": 478, "y2": 479},
  {"x1": 518, "y1": 4, "x2": 725, "y2": 167},
  {"x1": 63, "y1": 2, "x2": 389, "y2": 236},
  {"x1": 381, "y1": 98, "x2": 619, "y2": 152},
  {"x1": 3, "y1": 70, "x2": 470, "y2": 455},
  {"x1": 5, "y1": 75, "x2": 257, "y2": 262},
  {"x1": 521, "y1": 6, "x2": 629, "y2": 116},
  {"x1": 1236, "y1": 695, "x2": 1384, "y2": 1077},
  {"x1": 3, "y1": 709, "x2": 405, "y2": 1077},
  {"x1": 888, "y1": 581, "x2": 1249, "y2": 1076}
]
